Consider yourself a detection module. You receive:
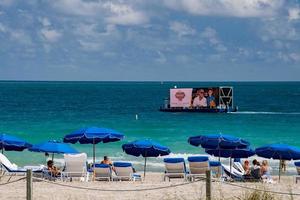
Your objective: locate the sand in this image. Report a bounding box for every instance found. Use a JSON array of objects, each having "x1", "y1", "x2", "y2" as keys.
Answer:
[{"x1": 0, "y1": 173, "x2": 300, "y2": 200}]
